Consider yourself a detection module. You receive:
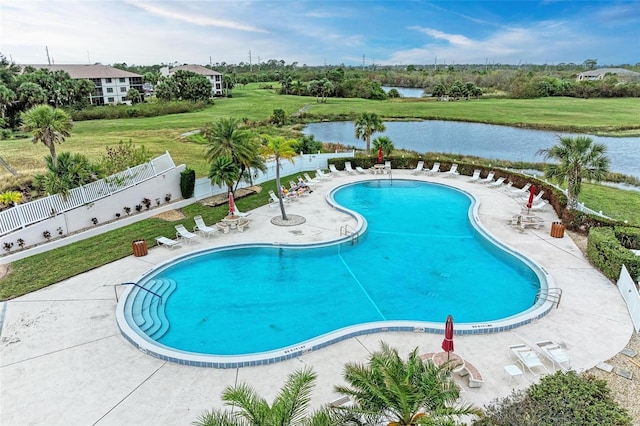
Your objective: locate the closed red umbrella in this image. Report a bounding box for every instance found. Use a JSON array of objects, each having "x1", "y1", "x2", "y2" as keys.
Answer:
[
  {"x1": 442, "y1": 314, "x2": 454, "y2": 360},
  {"x1": 377, "y1": 146, "x2": 383, "y2": 163},
  {"x1": 526, "y1": 184, "x2": 537, "y2": 212},
  {"x1": 228, "y1": 192, "x2": 235, "y2": 216}
]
